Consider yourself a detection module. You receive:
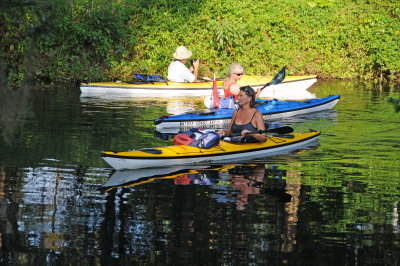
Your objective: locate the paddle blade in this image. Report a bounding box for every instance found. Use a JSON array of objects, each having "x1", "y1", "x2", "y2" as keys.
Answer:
[
  {"x1": 267, "y1": 126, "x2": 293, "y2": 135},
  {"x1": 270, "y1": 67, "x2": 286, "y2": 85},
  {"x1": 260, "y1": 67, "x2": 286, "y2": 90},
  {"x1": 212, "y1": 74, "x2": 220, "y2": 109}
]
